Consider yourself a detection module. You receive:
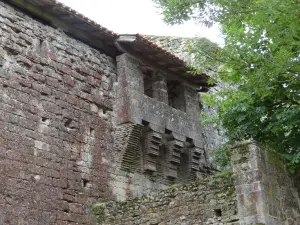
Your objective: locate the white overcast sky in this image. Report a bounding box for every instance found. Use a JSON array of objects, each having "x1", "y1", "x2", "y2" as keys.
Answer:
[{"x1": 58, "y1": 0, "x2": 222, "y2": 44}]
